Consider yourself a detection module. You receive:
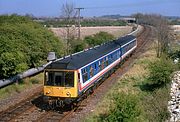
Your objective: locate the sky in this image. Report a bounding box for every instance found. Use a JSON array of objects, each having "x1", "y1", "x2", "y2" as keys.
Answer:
[{"x1": 0, "y1": 0, "x2": 180, "y2": 17}]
